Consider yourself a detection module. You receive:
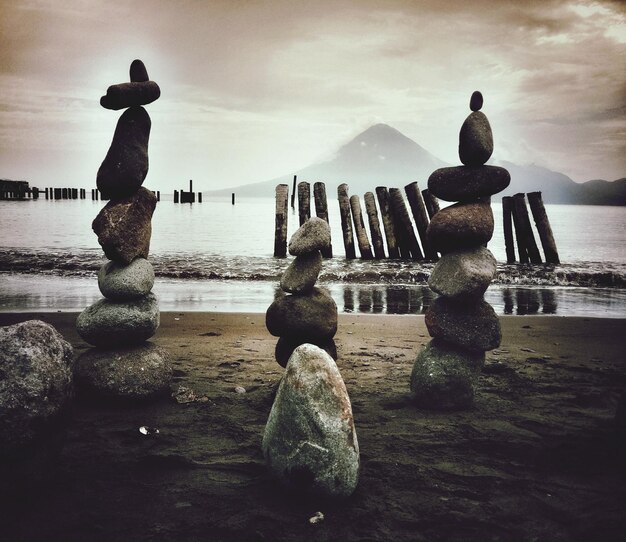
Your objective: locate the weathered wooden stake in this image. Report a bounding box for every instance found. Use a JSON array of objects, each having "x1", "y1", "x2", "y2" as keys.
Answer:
[
  {"x1": 364, "y1": 192, "x2": 385, "y2": 258},
  {"x1": 405, "y1": 182, "x2": 437, "y2": 260},
  {"x1": 198, "y1": 192, "x2": 202, "y2": 203},
  {"x1": 291, "y1": 175, "x2": 297, "y2": 209},
  {"x1": 512, "y1": 193, "x2": 542, "y2": 264},
  {"x1": 527, "y1": 191, "x2": 560, "y2": 264},
  {"x1": 422, "y1": 189, "x2": 440, "y2": 219},
  {"x1": 337, "y1": 184, "x2": 356, "y2": 259},
  {"x1": 350, "y1": 194, "x2": 373, "y2": 260},
  {"x1": 375, "y1": 187, "x2": 400, "y2": 259},
  {"x1": 45, "y1": 188, "x2": 49, "y2": 199},
  {"x1": 297, "y1": 181, "x2": 311, "y2": 226},
  {"x1": 502, "y1": 196, "x2": 516, "y2": 263},
  {"x1": 313, "y1": 182, "x2": 332, "y2": 257},
  {"x1": 274, "y1": 184, "x2": 289, "y2": 257},
  {"x1": 232, "y1": 193, "x2": 235, "y2": 205},
  {"x1": 157, "y1": 191, "x2": 161, "y2": 202},
  {"x1": 389, "y1": 188, "x2": 423, "y2": 260},
  {"x1": 174, "y1": 190, "x2": 179, "y2": 203}
]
